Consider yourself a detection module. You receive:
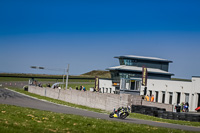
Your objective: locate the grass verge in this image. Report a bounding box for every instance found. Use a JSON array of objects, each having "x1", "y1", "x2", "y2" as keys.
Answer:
[
  {"x1": 0, "y1": 77, "x2": 95, "y2": 82},
  {"x1": 7, "y1": 87, "x2": 200, "y2": 128},
  {"x1": 129, "y1": 113, "x2": 200, "y2": 127},
  {"x1": 0, "y1": 104, "x2": 195, "y2": 133}
]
